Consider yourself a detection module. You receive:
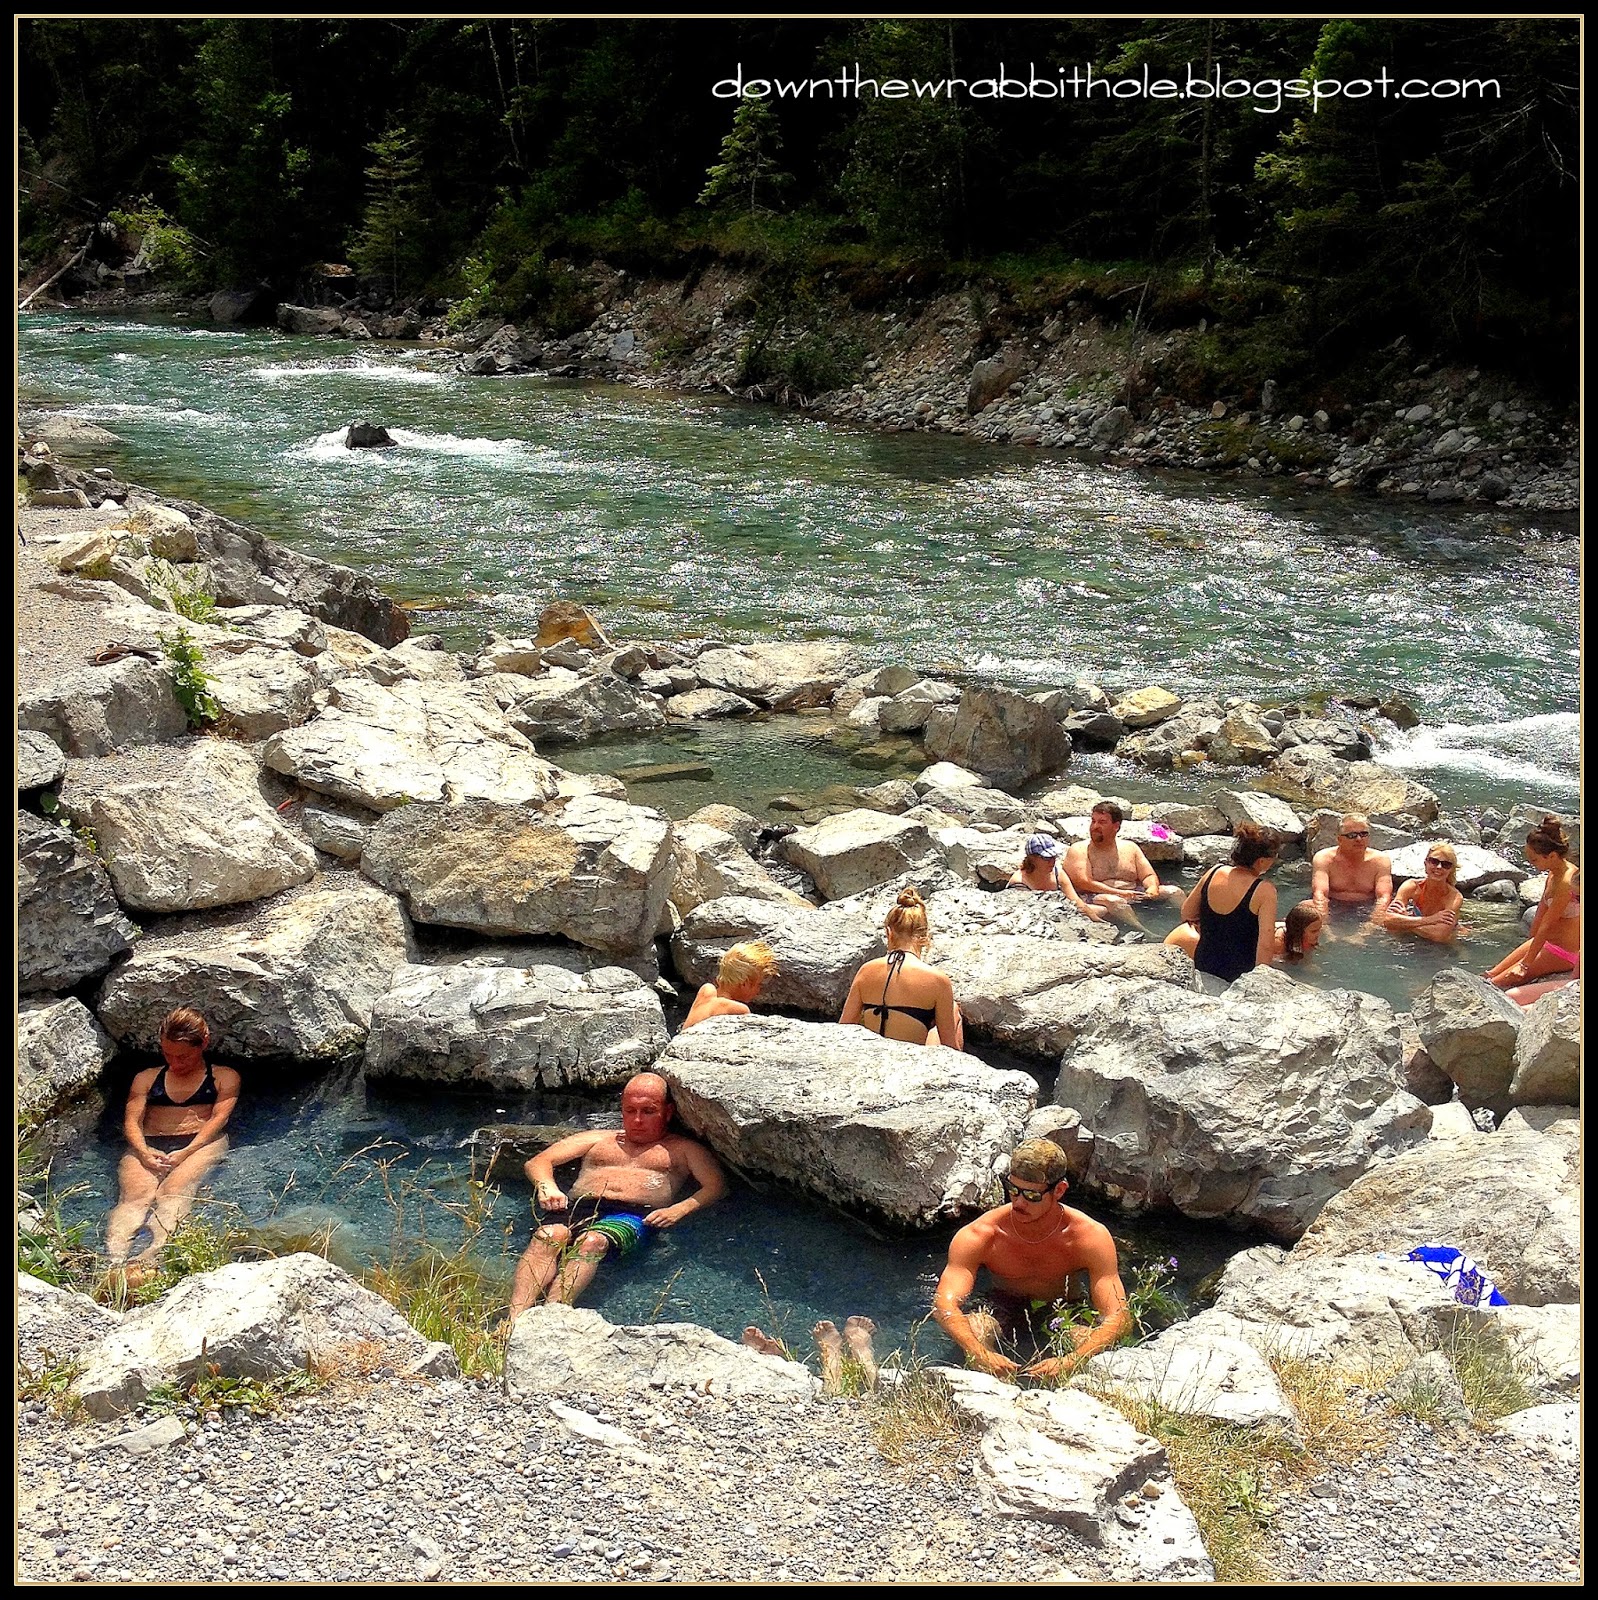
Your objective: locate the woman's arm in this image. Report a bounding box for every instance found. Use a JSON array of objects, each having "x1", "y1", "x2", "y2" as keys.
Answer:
[
  {"x1": 122, "y1": 1069, "x2": 162, "y2": 1172},
  {"x1": 839, "y1": 970, "x2": 866, "y2": 1027},
  {"x1": 1378, "y1": 881, "x2": 1420, "y2": 932},
  {"x1": 1253, "y1": 881, "x2": 1279, "y2": 969},
  {"x1": 932, "y1": 974, "x2": 963, "y2": 1052},
  {"x1": 1180, "y1": 869, "x2": 1212, "y2": 925},
  {"x1": 169, "y1": 1066, "x2": 241, "y2": 1162}
]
